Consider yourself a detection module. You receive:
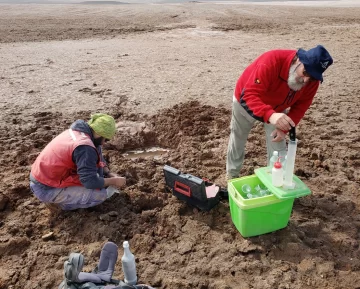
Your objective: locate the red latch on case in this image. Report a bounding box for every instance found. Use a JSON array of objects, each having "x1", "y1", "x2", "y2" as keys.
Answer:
[{"x1": 174, "y1": 181, "x2": 191, "y2": 197}]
